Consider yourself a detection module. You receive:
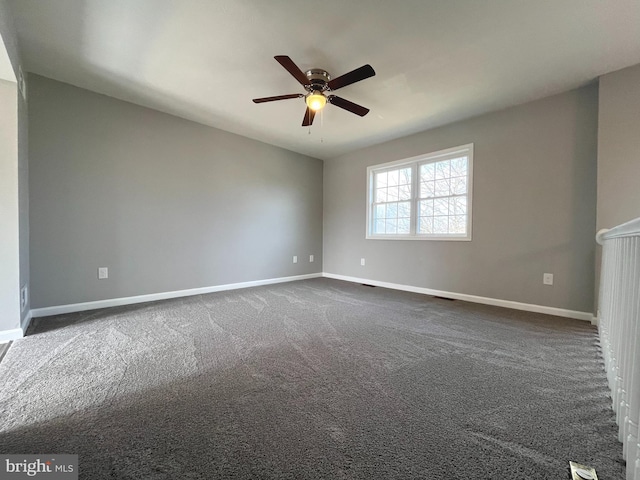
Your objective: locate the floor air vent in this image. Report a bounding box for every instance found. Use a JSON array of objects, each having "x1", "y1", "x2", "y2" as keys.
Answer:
[{"x1": 569, "y1": 462, "x2": 598, "y2": 480}]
